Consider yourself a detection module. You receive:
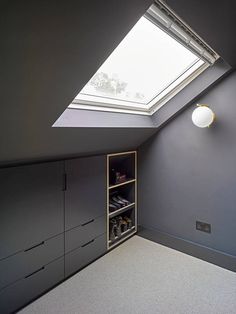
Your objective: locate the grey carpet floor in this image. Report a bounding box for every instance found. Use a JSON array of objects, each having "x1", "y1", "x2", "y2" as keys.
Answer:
[{"x1": 19, "y1": 236, "x2": 236, "y2": 314}]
